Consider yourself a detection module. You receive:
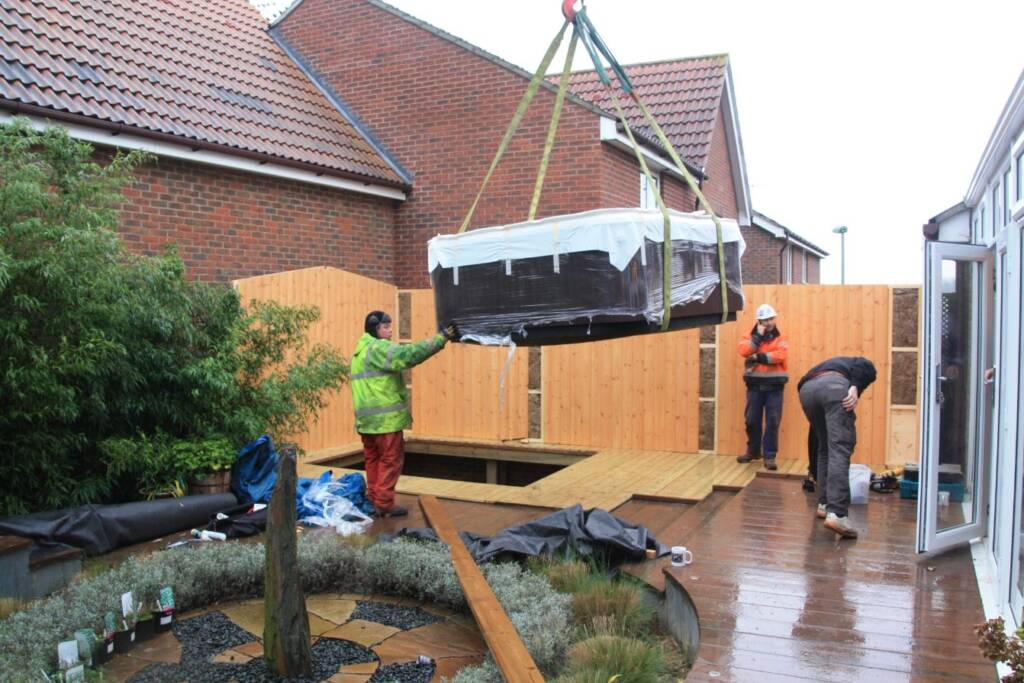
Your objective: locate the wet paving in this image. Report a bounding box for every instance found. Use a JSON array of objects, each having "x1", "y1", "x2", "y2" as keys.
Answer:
[{"x1": 671, "y1": 476, "x2": 996, "y2": 682}]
